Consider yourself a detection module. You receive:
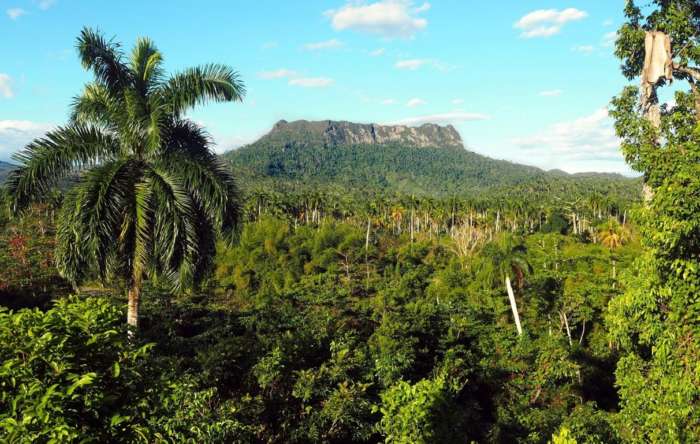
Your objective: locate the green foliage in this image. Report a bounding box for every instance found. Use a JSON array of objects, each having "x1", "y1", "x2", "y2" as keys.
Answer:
[
  {"x1": 377, "y1": 375, "x2": 461, "y2": 444},
  {"x1": 0, "y1": 296, "x2": 249, "y2": 443},
  {"x1": 608, "y1": 1, "x2": 700, "y2": 441},
  {"x1": 225, "y1": 124, "x2": 640, "y2": 201},
  {"x1": 0, "y1": 204, "x2": 70, "y2": 309}
]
